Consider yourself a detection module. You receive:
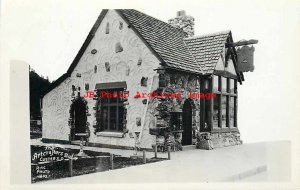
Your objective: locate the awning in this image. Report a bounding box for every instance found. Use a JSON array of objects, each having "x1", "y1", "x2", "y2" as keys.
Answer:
[{"x1": 95, "y1": 81, "x2": 127, "y2": 90}]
